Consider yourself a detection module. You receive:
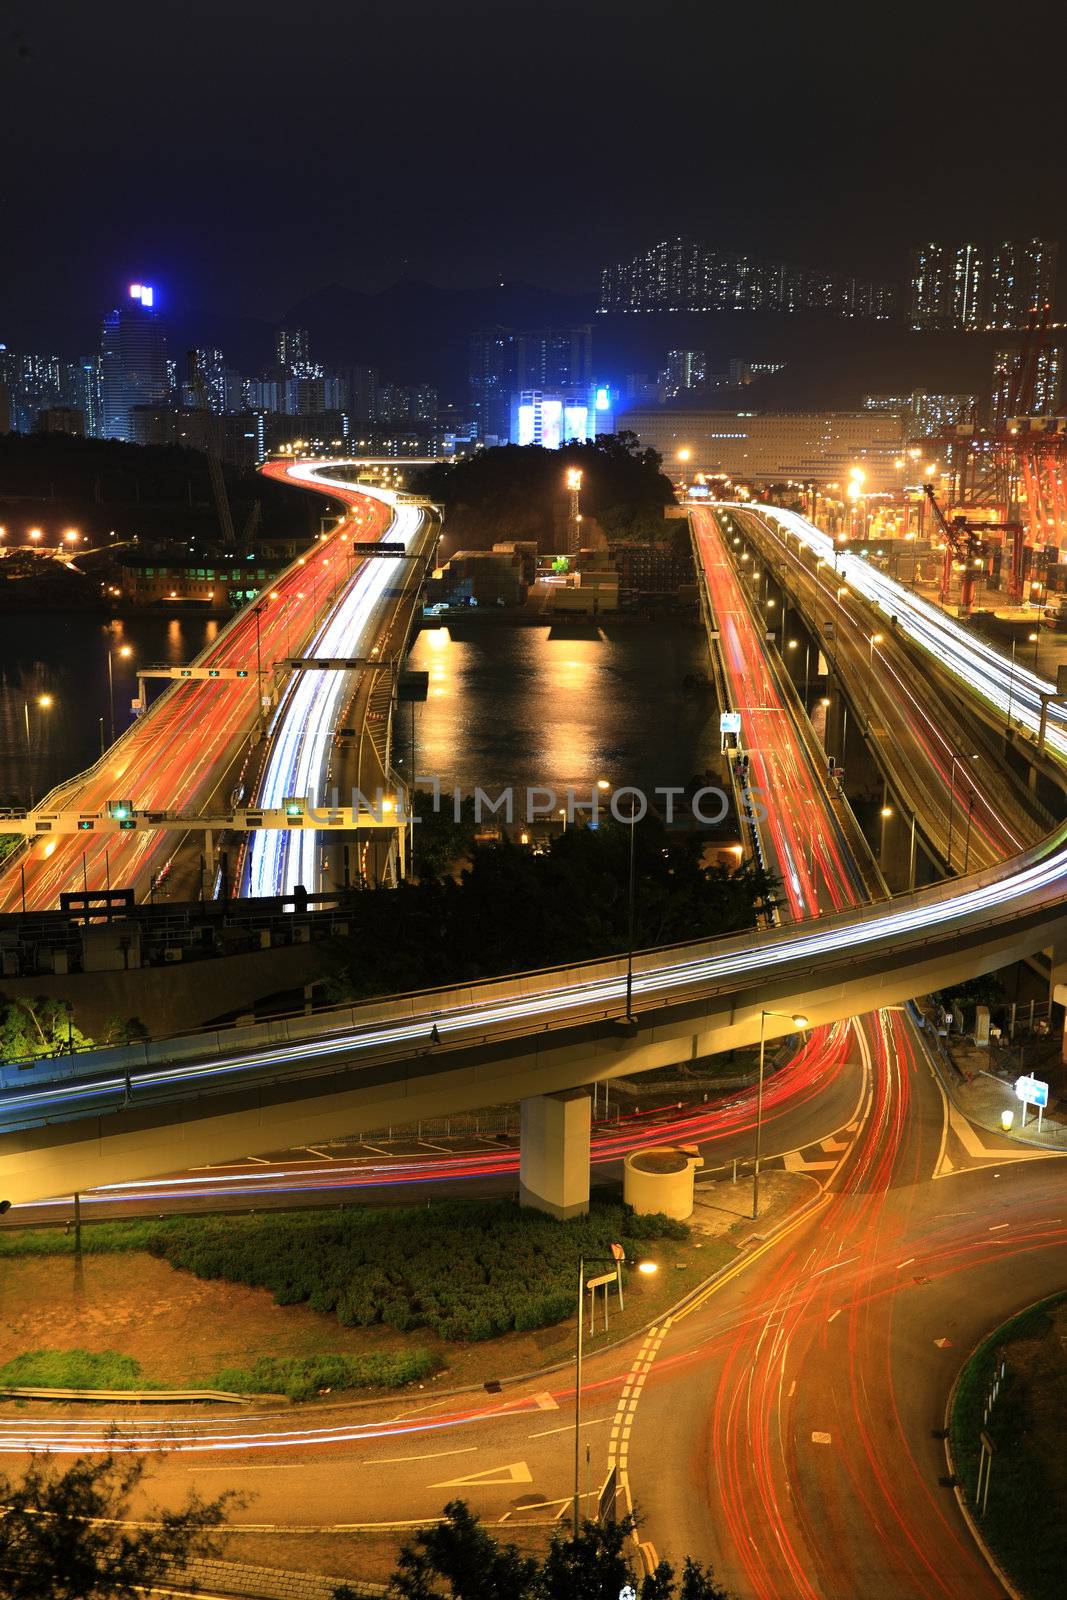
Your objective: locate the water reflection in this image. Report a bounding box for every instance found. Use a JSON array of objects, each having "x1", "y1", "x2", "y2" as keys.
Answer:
[
  {"x1": 0, "y1": 612, "x2": 719, "y2": 812},
  {"x1": 406, "y1": 621, "x2": 717, "y2": 795},
  {"x1": 0, "y1": 611, "x2": 218, "y2": 806}
]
